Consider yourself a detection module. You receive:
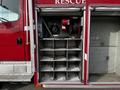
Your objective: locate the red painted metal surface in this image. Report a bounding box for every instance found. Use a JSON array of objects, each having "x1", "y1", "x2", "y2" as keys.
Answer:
[
  {"x1": 84, "y1": 60, "x2": 88, "y2": 84},
  {"x1": 82, "y1": 4, "x2": 89, "y2": 85},
  {"x1": 36, "y1": 0, "x2": 83, "y2": 7},
  {"x1": 23, "y1": 0, "x2": 30, "y2": 61},
  {"x1": 36, "y1": 0, "x2": 82, "y2": 5},
  {"x1": 0, "y1": 0, "x2": 26, "y2": 61},
  {"x1": 36, "y1": 0, "x2": 120, "y2": 6},
  {"x1": 34, "y1": 72, "x2": 39, "y2": 87},
  {"x1": 87, "y1": 0, "x2": 120, "y2": 5}
]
